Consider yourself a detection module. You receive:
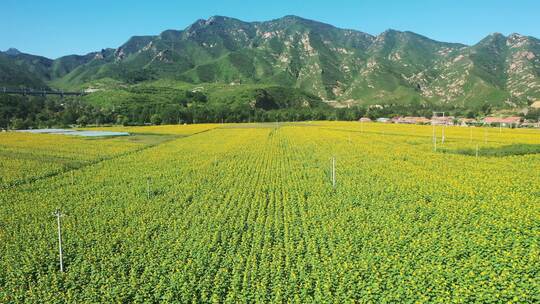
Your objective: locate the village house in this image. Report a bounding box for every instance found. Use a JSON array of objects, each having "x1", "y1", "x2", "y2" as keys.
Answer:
[
  {"x1": 521, "y1": 121, "x2": 540, "y2": 128},
  {"x1": 431, "y1": 116, "x2": 455, "y2": 126},
  {"x1": 483, "y1": 116, "x2": 522, "y2": 127},
  {"x1": 457, "y1": 118, "x2": 478, "y2": 126},
  {"x1": 358, "y1": 117, "x2": 372, "y2": 123},
  {"x1": 393, "y1": 116, "x2": 431, "y2": 124}
]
